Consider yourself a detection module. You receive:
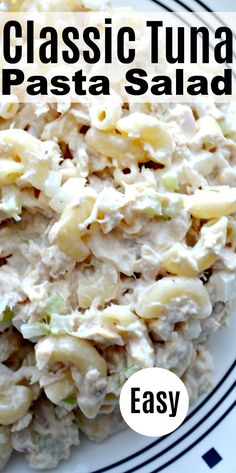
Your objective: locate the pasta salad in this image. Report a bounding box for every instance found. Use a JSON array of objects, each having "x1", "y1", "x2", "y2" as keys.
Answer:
[{"x1": 0, "y1": 0, "x2": 236, "y2": 470}]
